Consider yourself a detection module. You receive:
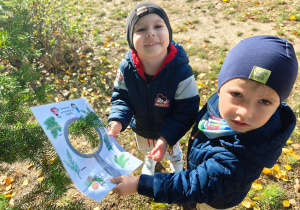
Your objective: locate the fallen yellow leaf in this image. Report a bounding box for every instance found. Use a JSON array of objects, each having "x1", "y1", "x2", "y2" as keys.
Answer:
[
  {"x1": 37, "y1": 177, "x2": 44, "y2": 182},
  {"x1": 272, "y1": 164, "x2": 281, "y2": 173},
  {"x1": 279, "y1": 174, "x2": 289, "y2": 182},
  {"x1": 283, "y1": 200, "x2": 290, "y2": 207},
  {"x1": 5, "y1": 185, "x2": 12, "y2": 191},
  {"x1": 5, "y1": 177, "x2": 14, "y2": 185},
  {"x1": 253, "y1": 206, "x2": 260, "y2": 210},
  {"x1": 282, "y1": 148, "x2": 289, "y2": 154},
  {"x1": 292, "y1": 153, "x2": 299, "y2": 159},
  {"x1": 241, "y1": 197, "x2": 255, "y2": 208},
  {"x1": 284, "y1": 165, "x2": 292, "y2": 170},
  {"x1": 22, "y1": 179, "x2": 29, "y2": 186},
  {"x1": 251, "y1": 182, "x2": 262, "y2": 190},
  {"x1": 262, "y1": 168, "x2": 272, "y2": 174},
  {"x1": 290, "y1": 15, "x2": 296, "y2": 20},
  {"x1": 4, "y1": 194, "x2": 11, "y2": 199}
]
